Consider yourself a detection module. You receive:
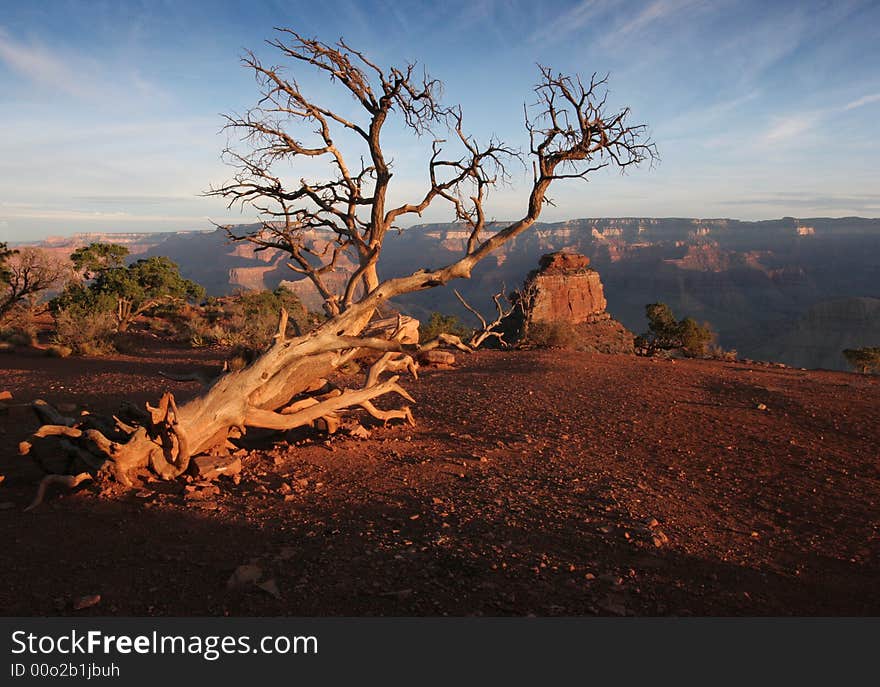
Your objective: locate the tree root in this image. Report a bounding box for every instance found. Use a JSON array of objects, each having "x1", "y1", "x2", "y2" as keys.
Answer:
[
  {"x1": 24, "y1": 473, "x2": 93, "y2": 512},
  {"x1": 22, "y1": 310, "x2": 421, "y2": 489}
]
